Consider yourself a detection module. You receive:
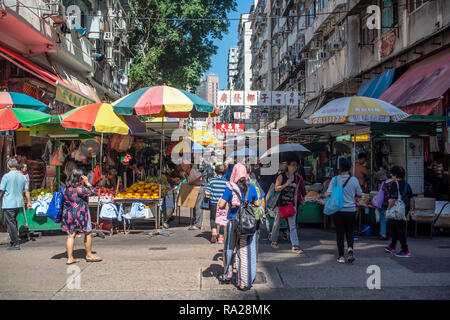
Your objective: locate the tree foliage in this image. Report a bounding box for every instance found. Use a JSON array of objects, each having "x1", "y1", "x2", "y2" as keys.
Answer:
[{"x1": 128, "y1": 0, "x2": 237, "y2": 91}]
